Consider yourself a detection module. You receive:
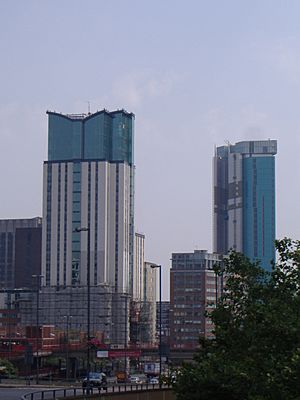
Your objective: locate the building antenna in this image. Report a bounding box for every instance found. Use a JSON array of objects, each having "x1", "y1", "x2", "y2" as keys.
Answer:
[
  {"x1": 225, "y1": 139, "x2": 231, "y2": 154},
  {"x1": 87, "y1": 101, "x2": 91, "y2": 115}
]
